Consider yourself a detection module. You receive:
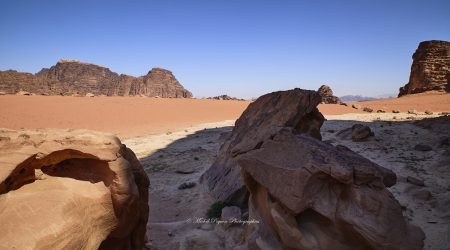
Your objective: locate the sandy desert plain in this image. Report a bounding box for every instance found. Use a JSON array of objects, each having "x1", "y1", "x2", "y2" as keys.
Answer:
[{"x1": 1, "y1": 92, "x2": 450, "y2": 249}]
